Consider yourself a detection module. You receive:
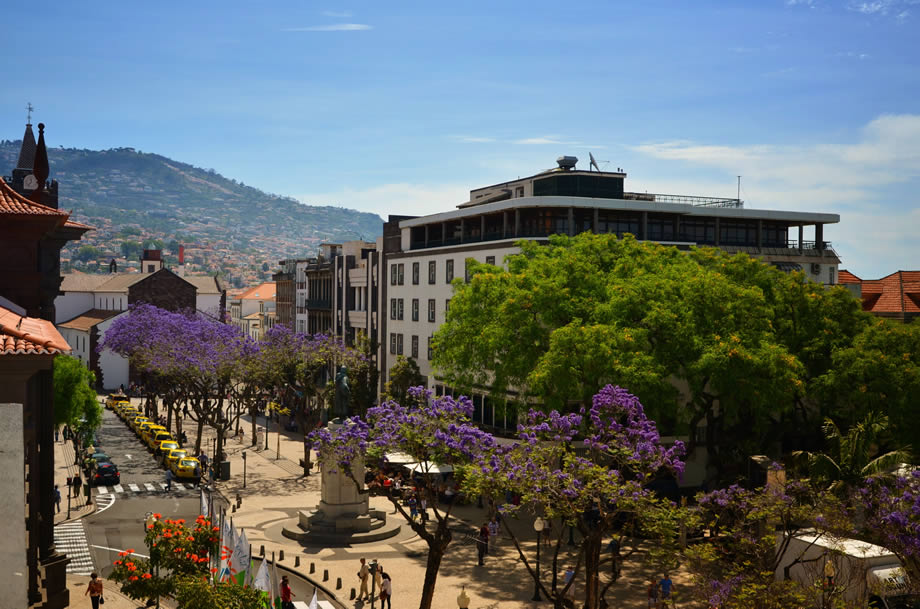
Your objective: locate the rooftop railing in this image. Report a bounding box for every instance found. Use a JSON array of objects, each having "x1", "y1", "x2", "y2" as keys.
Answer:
[{"x1": 626, "y1": 192, "x2": 743, "y2": 208}]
